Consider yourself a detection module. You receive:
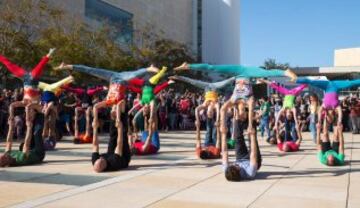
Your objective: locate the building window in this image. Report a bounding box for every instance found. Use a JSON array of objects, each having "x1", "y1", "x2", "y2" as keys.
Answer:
[
  {"x1": 85, "y1": 0, "x2": 133, "y2": 44},
  {"x1": 197, "y1": 0, "x2": 202, "y2": 62}
]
